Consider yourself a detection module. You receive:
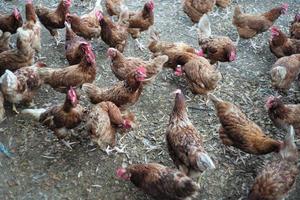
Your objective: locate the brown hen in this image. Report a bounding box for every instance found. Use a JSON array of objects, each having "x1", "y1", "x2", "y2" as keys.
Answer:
[
  {"x1": 233, "y1": 4, "x2": 288, "y2": 39},
  {"x1": 0, "y1": 62, "x2": 45, "y2": 113},
  {"x1": 82, "y1": 67, "x2": 146, "y2": 110},
  {"x1": 0, "y1": 27, "x2": 35, "y2": 75},
  {"x1": 66, "y1": 0, "x2": 102, "y2": 40},
  {"x1": 22, "y1": 87, "x2": 85, "y2": 148},
  {"x1": 87, "y1": 101, "x2": 133, "y2": 150},
  {"x1": 166, "y1": 89, "x2": 215, "y2": 178},
  {"x1": 209, "y1": 94, "x2": 282, "y2": 155},
  {"x1": 266, "y1": 96, "x2": 300, "y2": 135},
  {"x1": 64, "y1": 22, "x2": 91, "y2": 65},
  {"x1": 269, "y1": 26, "x2": 300, "y2": 58},
  {"x1": 38, "y1": 46, "x2": 97, "y2": 93},
  {"x1": 248, "y1": 126, "x2": 299, "y2": 200},
  {"x1": 0, "y1": 8, "x2": 23, "y2": 34},
  {"x1": 35, "y1": 0, "x2": 71, "y2": 44},
  {"x1": 0, "y1": 30, "x2": 11, "y2": 53},
  {"x1": 99, "y1": 12, "x2": 128, "y2": 52},
  {"x1": 290, "y1": 14, "x2": 300, "y2": 39},
  {"x1": 107, "y1": 47, "x2": 168, "y2": 82},
  {"x1": 182, "y1": 0, "x2": 216, "y2": 23},
  {"x1": 116, "y1": 163, "x2": 200, "y2": 200},
  {"x1": 270, "y1": 54, "x2": 300, "y2": 91}
]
